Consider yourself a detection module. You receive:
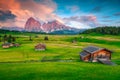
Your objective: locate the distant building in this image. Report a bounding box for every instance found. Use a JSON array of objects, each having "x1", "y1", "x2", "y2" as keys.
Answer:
[
  {"x1": 2, "y1": 43, "x2": 11, "y2": 48},
  {"x1": 10, "y1": 43, "x2": 14, "y2": 47},
  {"x1": 13, "y1": 43, "x2": 20, "y2": 47},
  {"x1": 35, "y1": 43, "x2": 46, "y2": 51},
  {"x1": 2, "y1": 43, "x2": 20, "y2": 48},
  {"x1": 80, "y1": 46, "x2": 112, "y2": 62}
]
